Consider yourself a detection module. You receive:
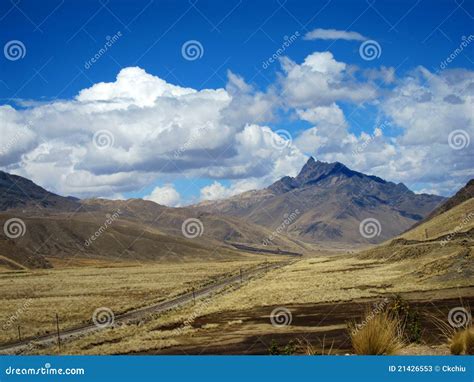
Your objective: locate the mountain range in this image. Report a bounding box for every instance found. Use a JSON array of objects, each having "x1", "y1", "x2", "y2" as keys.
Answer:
[
  {"x1": 0, "y1": 158, "x2": 457, "y2": 269},
  {"x1": 194, "y1": 157, "x2": 445, "y2": 244}
]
